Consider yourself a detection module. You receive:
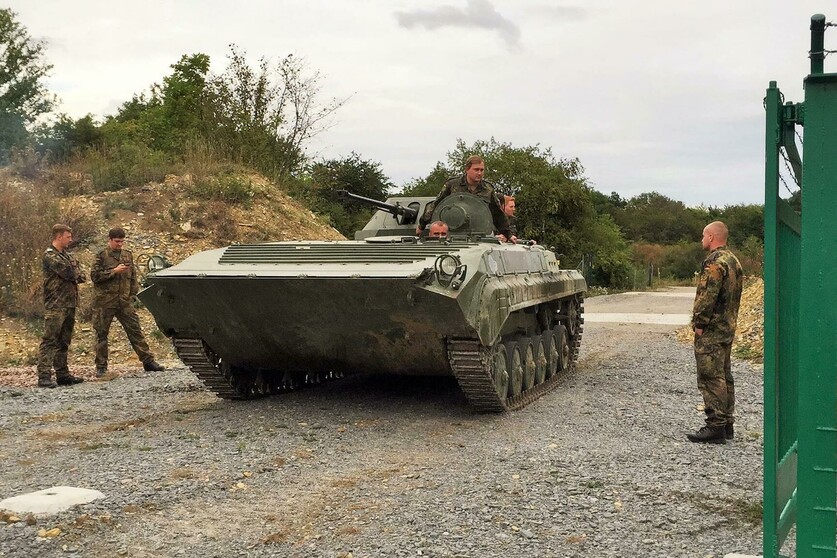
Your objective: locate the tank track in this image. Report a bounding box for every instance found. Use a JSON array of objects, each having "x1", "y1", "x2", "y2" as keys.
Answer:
[
  {"x1": 448, "y1": 296, "x2": 584, "y2": 412},
  {"x1": 172, "y1": 338, "x2": 338, "y2": 400}
]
